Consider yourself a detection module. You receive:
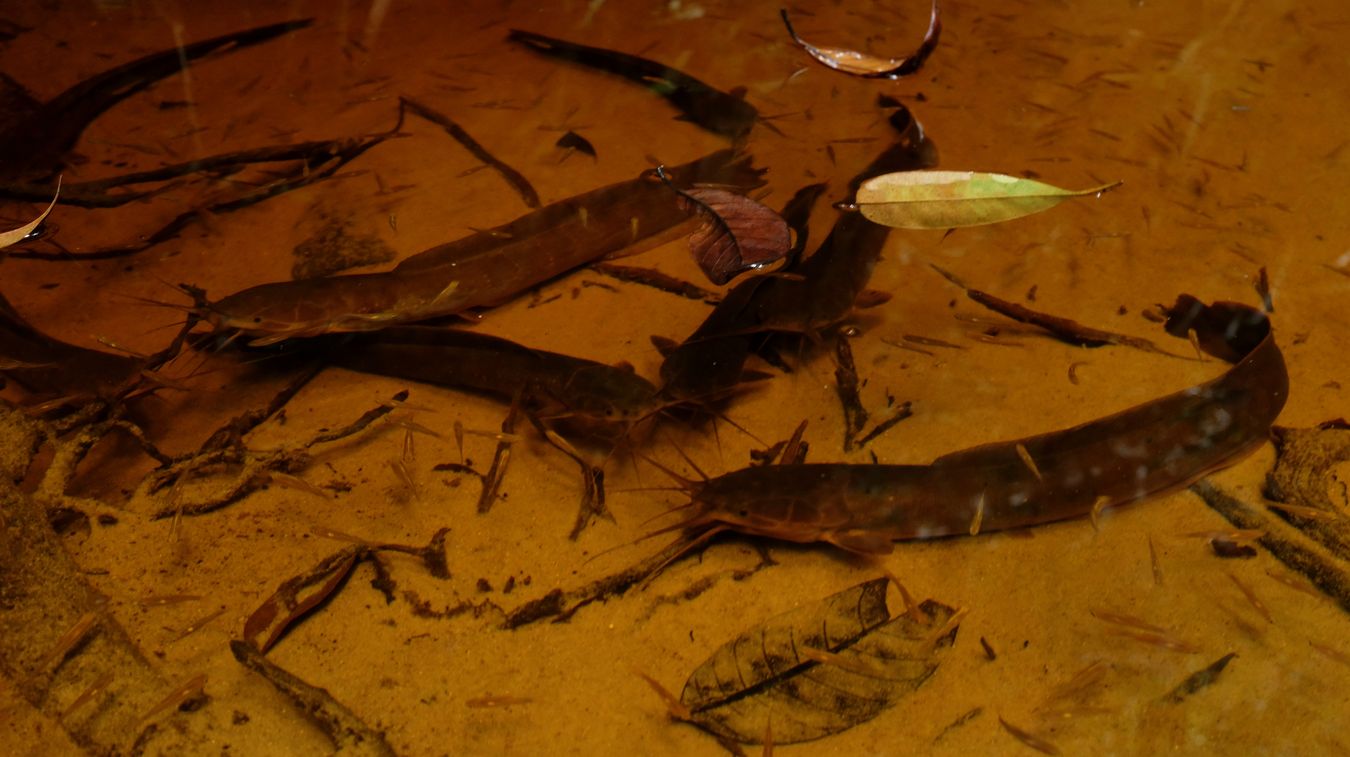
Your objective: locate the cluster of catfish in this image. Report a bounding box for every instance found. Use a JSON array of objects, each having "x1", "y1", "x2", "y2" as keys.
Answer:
[
  {"x1": 0, "y1": 10, "x2": 1300, "y2": 756},
  {"x1": 4, "y1": 7, "x2": 1291, "y2": 564},
  {"x1": 164, "y1": 18, "x2": 968, "y2": 538},
  {"x1": 450, "y1": 13, "x2": 1286, "y2": 561}
]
